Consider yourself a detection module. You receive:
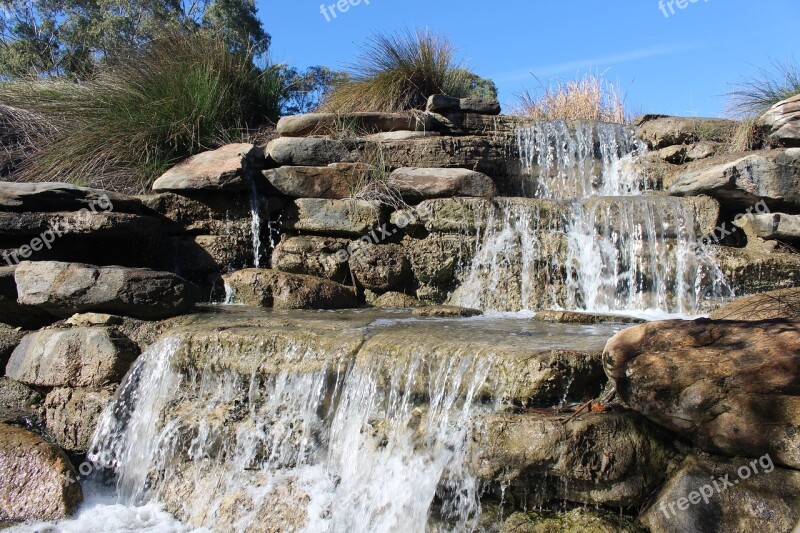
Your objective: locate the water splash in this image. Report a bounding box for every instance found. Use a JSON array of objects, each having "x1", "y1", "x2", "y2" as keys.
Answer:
[{"x1": 249, "y1": 179, "x2": 263, "y2": 268}]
